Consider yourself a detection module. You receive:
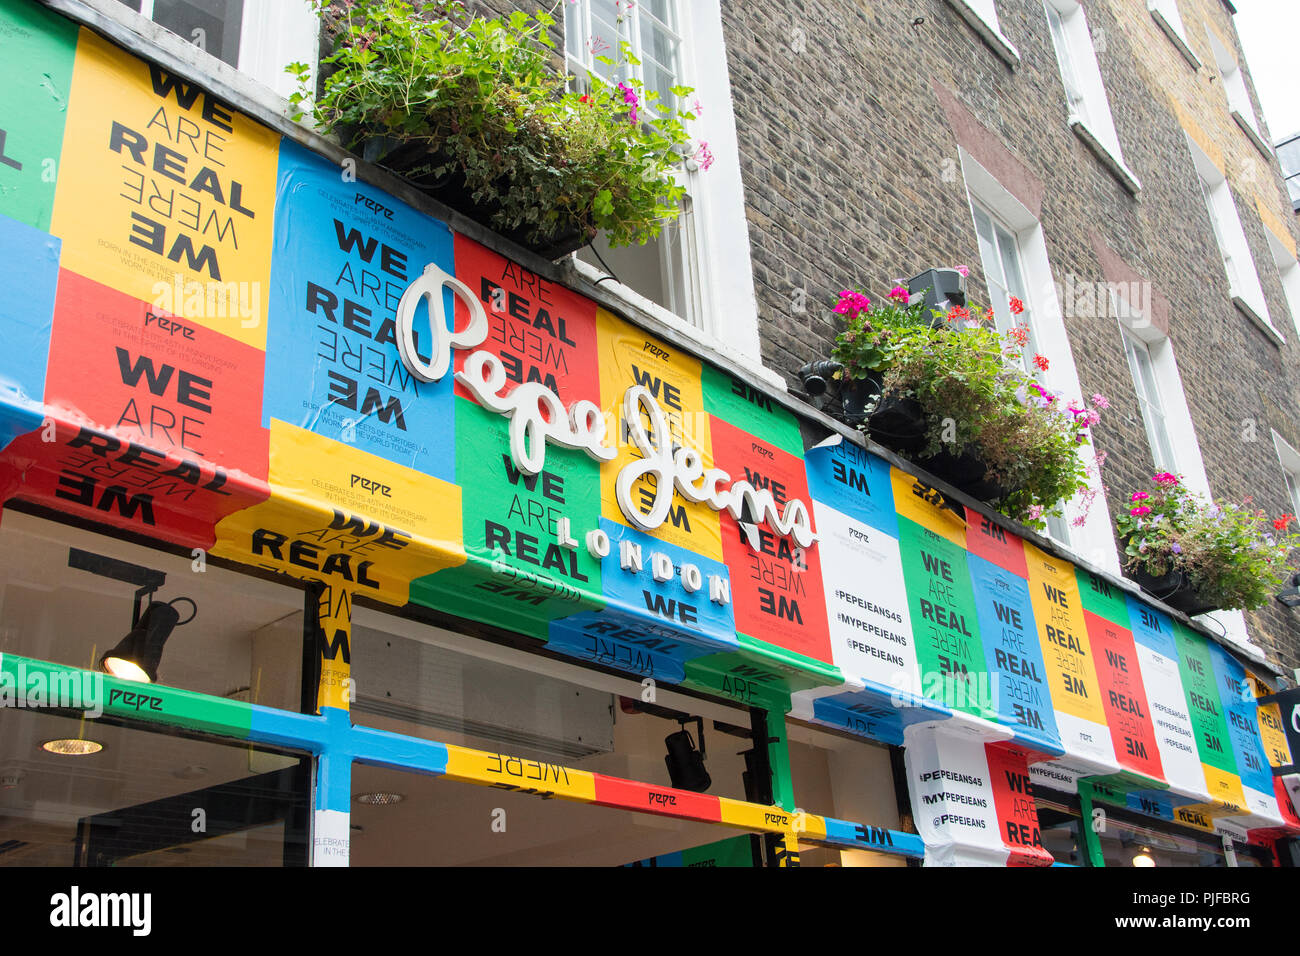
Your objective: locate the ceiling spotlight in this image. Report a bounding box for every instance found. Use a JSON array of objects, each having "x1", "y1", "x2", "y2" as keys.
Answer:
[
  {"x1": 665, "y1": 717, "x2": 711, "y2": 793},
  {"x1": 356, "y1": 792, "x2": 405, "y2": 806},
  {"x1": 42, "y1": 738, "x2": 103, "y2": 756},
  {"x1": 101, "y1": 598, "x2": 196, "y2": 684},
  {"x1": 1132, "y1": 848, "x2": 1156, "y2": 867}
]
